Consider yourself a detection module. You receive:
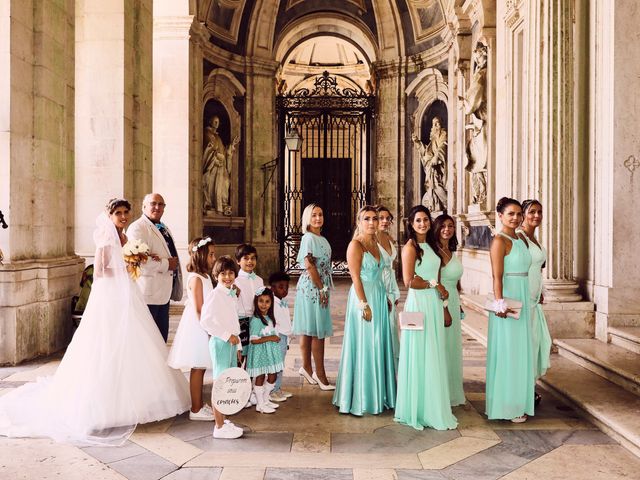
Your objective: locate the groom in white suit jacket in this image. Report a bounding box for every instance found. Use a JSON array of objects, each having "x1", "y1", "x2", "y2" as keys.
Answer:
[{"x1": 127, "y1": 193, "x2": 183, "y2": 342}]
